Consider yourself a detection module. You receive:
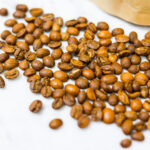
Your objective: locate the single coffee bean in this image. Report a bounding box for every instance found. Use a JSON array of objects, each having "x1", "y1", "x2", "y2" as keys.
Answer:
[
  {"x1": 16, "y1": 4, "x2": 28, "y2": 12},
  {"x1": 30, "y1": 8, "x2": 43, "y2": 17},
  {"x1": 121, "y1": 119, "x2": 133, "y2": 135},
  {"x1": 4, "y1": 69, "x2": 19, "y2": 79},
  {"x1": 103, "y1": 108, "x2": 115, "y2": 124},
  {"x1": 63, "y1": 93, "x2": 75, "y2": 106},
  {"x1": 53, "y1": 70, "x2": 68, "y2": 82},
  {"x1": 41, "y1": 86, "x2": 52, "y2": 98},
  {"x1": 0, "y1": 76, "x2": 5, "y2": 88},
  {"x1": 131, "y1": 132, "x2": 144, "y2": 141},
  {"x1": 77, "y1": 91, "x2": 87, "y2": 104},
  {"x1": 30, "y1": 80, "x2": 42, "y2": 93},
  {"x1": 0, "y1": 8, "x2": 8, "y2": 16},
  {"x1": 4, "y1": 58, "x2": 18, "y2": 70},
  {"x1": 52, "y1": 98, "x2": 63, "y2": 109},
  {"x1": 78, "y1": 114, "x2": 90, "y2": 128},
  {"x1": 49, "y1": 119, "x2": 63, "y2": 129},
  {"x1": 29, "y1": 100, "x2": 42, "y2": 113},
  {"x1": 75, "y1": 78, "x2": 89, "y2": 89},
  {"x1": 70, "y1": 104, "x2": 83, "y2": 119},
  {"x1": 120, "y1": 139, "x2": 131, "y2": 148}
]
